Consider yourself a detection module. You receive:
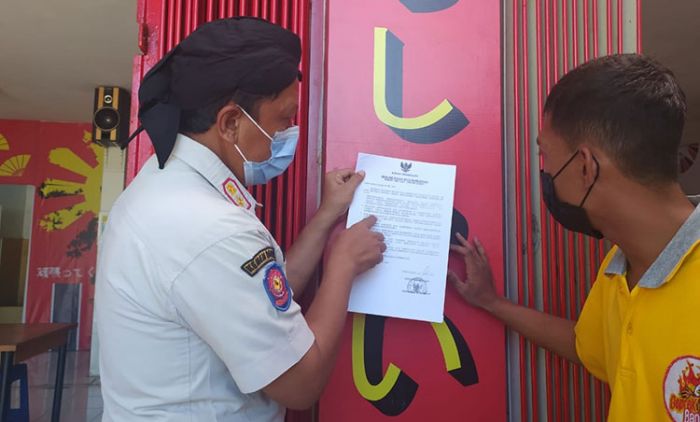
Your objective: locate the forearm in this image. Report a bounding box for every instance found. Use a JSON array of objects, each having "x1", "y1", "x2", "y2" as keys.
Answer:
[
  {"x1": 265, "y1": 266, "x2": 353, "y2": 409},
  {"x1": 284, "y1": 209, "x2": 337, "y2": 295},
  {"x1": 303, "y1": 266, "x2": 354, "y2": 386},
  {"x1": 486, "y1": 298, "x2": 580, "y2": 364}
]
